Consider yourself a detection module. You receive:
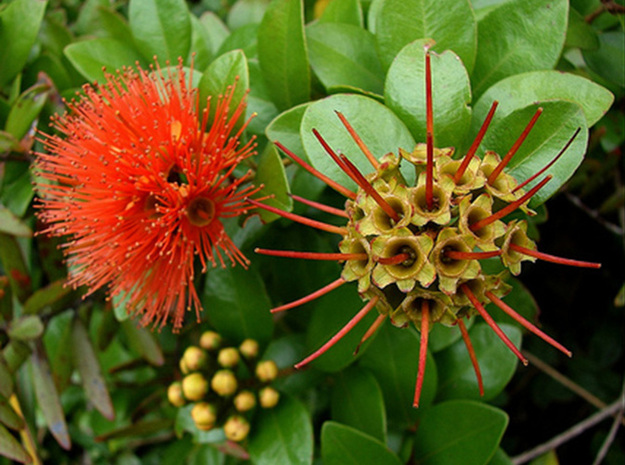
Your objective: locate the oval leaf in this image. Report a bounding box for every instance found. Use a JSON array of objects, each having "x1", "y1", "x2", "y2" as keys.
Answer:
[
  {"x1": 318, "y1": 0, "x2": 363, "y2": 27},
  {"x1": 266, "y1": 103, "x2": 310, "y2": 160},
  {"x1": 254, "y1": 143, "x2": 293, "y2": 222},
  {"x1": 7, "y1": 316, "x2": 43, "y2": 341},
  {"x1": 121, "y1": 320, "x2": 165, "y2": 366},
  {"x1": 321, "y1": 421, "x2": 401, "y2": 465}
]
